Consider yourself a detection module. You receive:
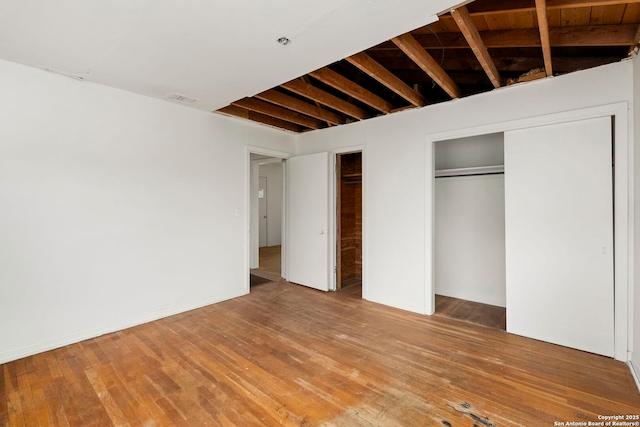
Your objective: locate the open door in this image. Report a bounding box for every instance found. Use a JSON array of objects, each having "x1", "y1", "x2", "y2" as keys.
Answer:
[
  {"x1": 504, "y1": 116, "x2": 614, "y2": 357},
  {"x1": 288, "y1": 152, "x2": 331, "y2": 291}
]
